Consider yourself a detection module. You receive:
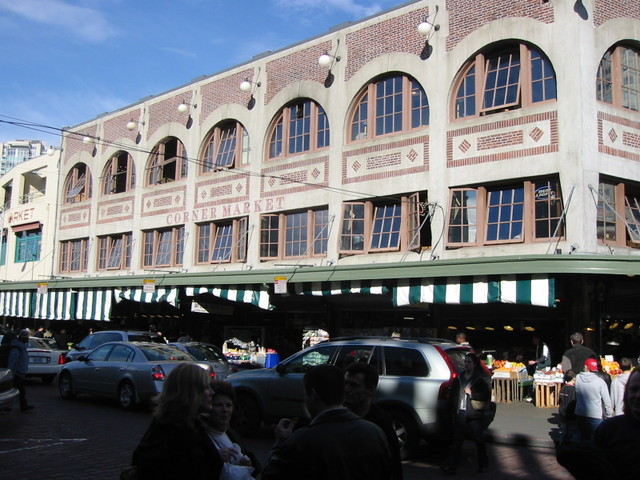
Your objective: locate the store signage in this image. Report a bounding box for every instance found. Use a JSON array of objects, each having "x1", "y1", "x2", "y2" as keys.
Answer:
[
  {"x1": 165, "y1": 197, "x2": 286, "y2": 226},
  {"x1": 274, "y1": 276, "x2": 287, "y2": 294},
  {"x1": 143, "y1": 279, "x2": 156, "y2": 294},
  {"x1": 37, "y1": 283, "x2": 48, "y2": 294},
  {"x1": 7, "y1": 207, "x2": 36, "y2": 224}
]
